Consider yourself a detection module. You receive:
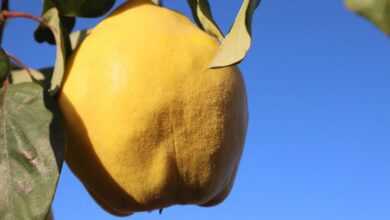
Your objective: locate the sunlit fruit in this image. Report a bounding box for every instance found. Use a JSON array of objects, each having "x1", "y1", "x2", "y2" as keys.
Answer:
[{"x1": 59, "y1": 0, "x2": 248, "y2": 216}]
